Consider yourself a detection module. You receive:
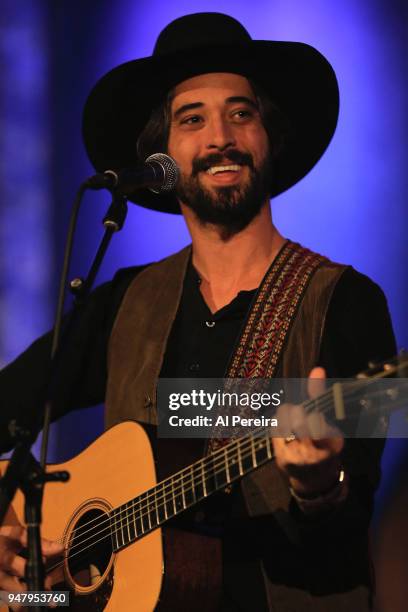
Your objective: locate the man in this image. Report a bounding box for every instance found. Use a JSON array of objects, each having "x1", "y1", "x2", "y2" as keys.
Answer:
[{"x1": 0, "y1": 12, "x2": 396, "y2": 611}]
